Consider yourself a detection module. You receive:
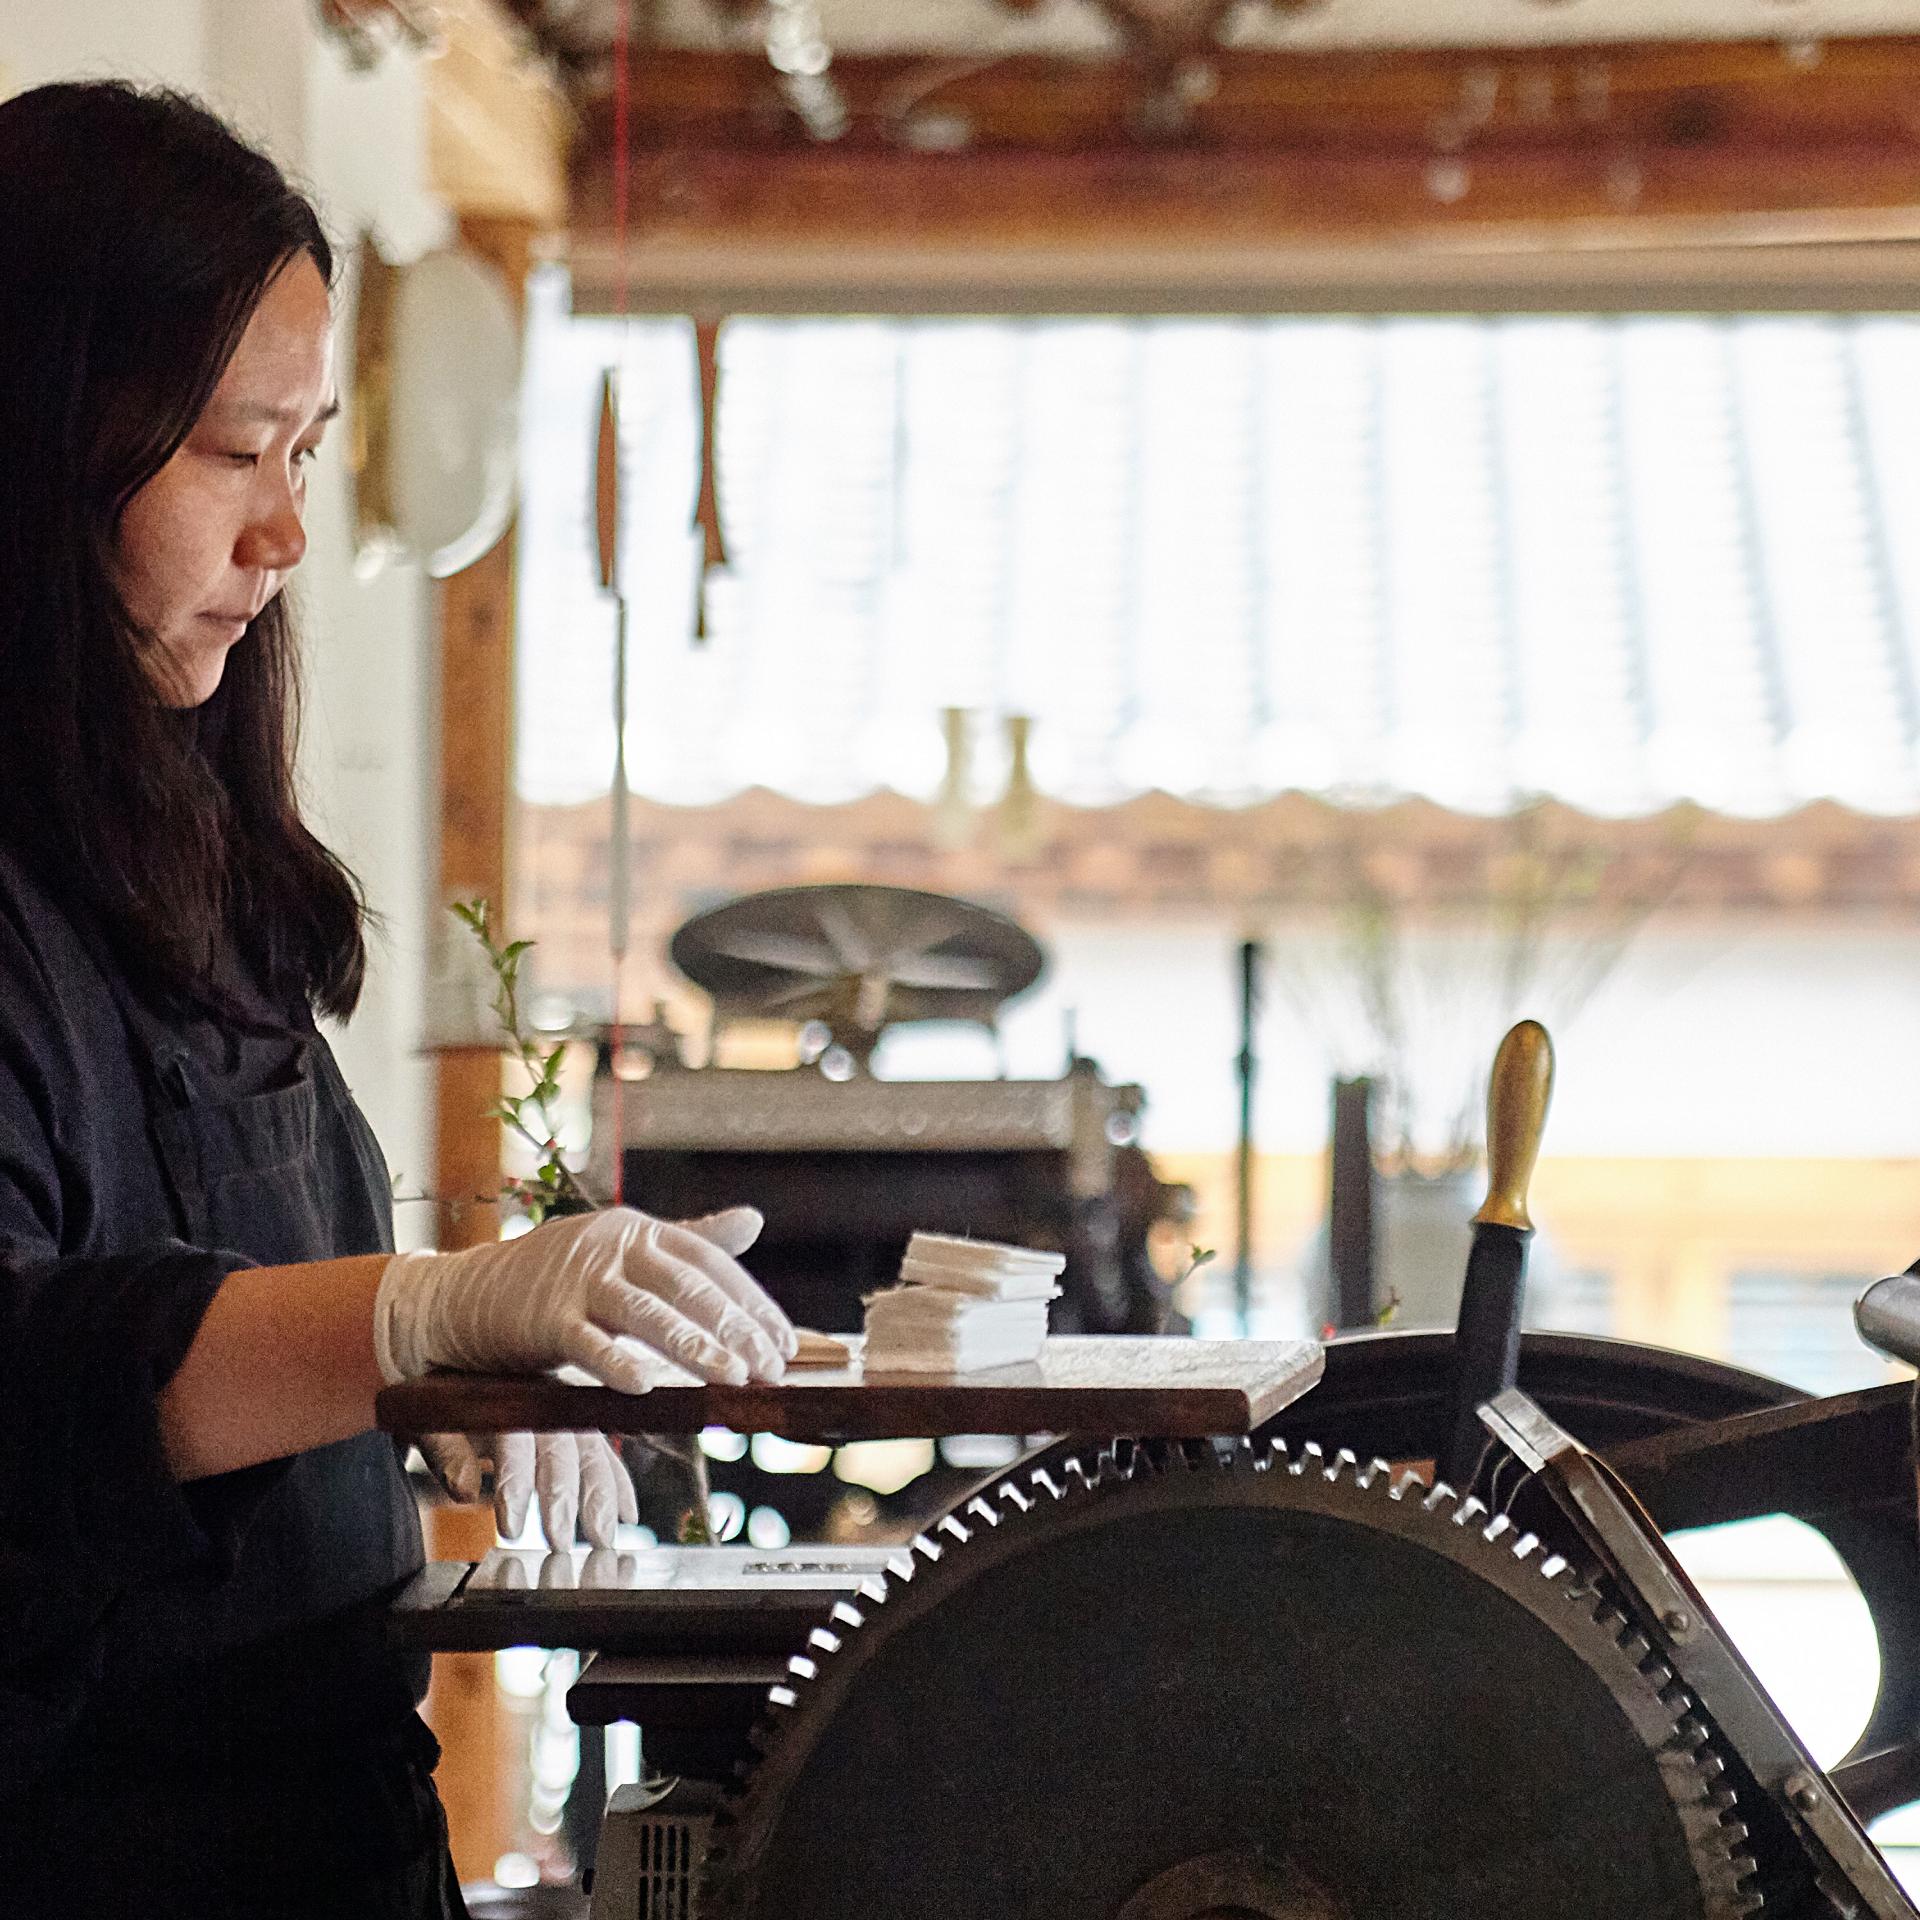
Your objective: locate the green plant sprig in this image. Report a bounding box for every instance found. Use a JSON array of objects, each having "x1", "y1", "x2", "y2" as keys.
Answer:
[
  {"x1": 1176, "y1": 1245, "x2": 1217, "y2": 1290},
  {"x1": 452, "y1": 898, "x2": 596, "y2": 1226},
  {"x1": 450, "y1": 900, "x2": 712, "y2": 1542}
]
